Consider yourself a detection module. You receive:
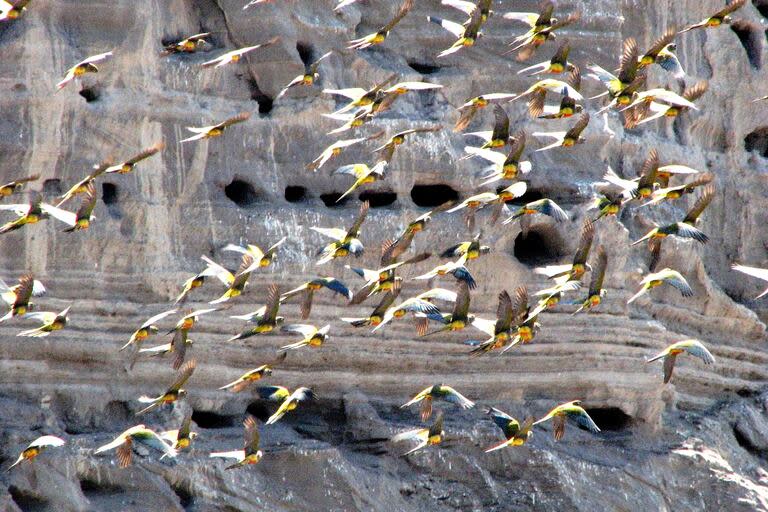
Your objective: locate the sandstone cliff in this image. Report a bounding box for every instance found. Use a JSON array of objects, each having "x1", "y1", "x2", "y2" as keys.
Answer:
[{"x1": 1, "y1": 0, "x2": 768, "y2": 510}]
